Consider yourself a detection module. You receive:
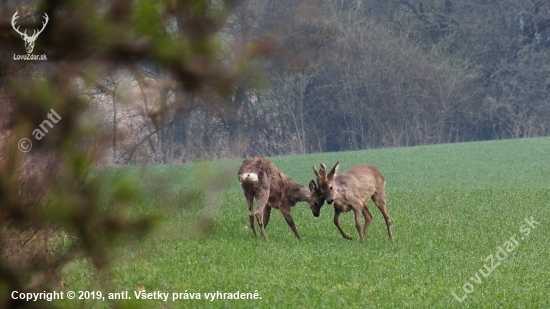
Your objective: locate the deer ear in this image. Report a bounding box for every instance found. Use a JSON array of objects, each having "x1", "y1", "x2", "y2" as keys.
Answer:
[
  {"x1": 327, "y1": 162, "x2": 339, "y2": 180},
  {"x1": 309, "y1": 180, "x2": 317, "y2": 192}
]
